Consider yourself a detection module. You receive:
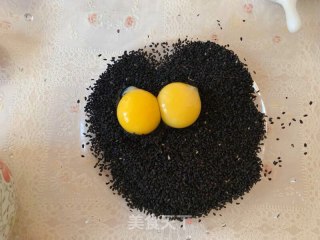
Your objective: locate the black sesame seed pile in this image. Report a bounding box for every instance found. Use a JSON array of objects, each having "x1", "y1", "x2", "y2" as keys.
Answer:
[{"x1": 84, "y1": 39, "x2": 266, "y2": 219}]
